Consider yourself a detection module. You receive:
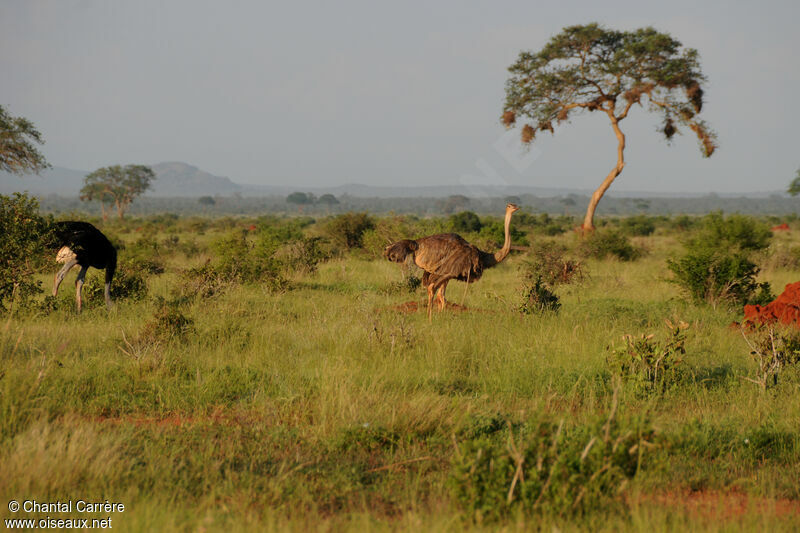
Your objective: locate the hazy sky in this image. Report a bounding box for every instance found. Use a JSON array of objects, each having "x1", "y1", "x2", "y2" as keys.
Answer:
[{"x1": 2, "y1": 0, "x2": 798, "y2": 193}]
